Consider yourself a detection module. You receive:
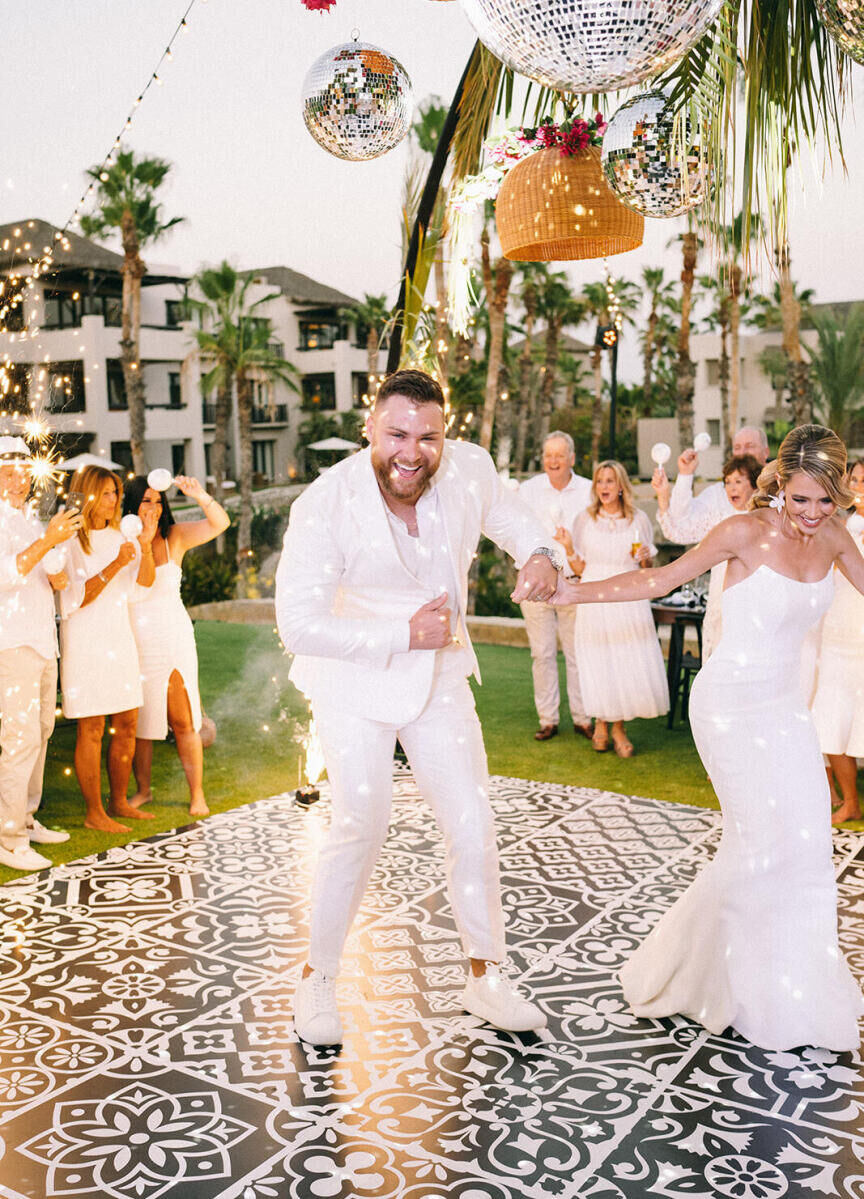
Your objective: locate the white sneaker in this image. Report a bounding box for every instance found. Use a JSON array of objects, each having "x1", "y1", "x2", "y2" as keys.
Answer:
[
  {"x1": 293, "y1": 969, "x2": 343, "y2": 1046},
  {"x1": 462, "y1": 965, "x2": 547, "y2": 1032},
  {"x1": 28, "y1": 819, "x2": 70, "y2": 845},
  {"x1": 0, "y1": 845, "x2": 52, "y2": 872}
]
